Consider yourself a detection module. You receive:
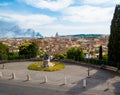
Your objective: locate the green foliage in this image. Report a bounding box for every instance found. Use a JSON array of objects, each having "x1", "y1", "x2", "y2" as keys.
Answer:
[
  {"x1": 102, "y1": 53, "x2": 108, "y2": 61},
  {"x1": 66, "y1": 47, "x2": 85, "y2": 61},
  {"x1": 54, "y1": 53, "x2": 66, "y2": 59},
  {"x1": 89, "y1": 51, "x2": 94, "y2": 55},
  {"x1": 28, "y1": 62, "x2": 65, "y2": 72},
  {"x1": 0, "y1": 42, "x2": 9, "y2": 60},
  {"x1": 8, "y1": 52, "x2": 19, "y2": 60},
  {"x1": 108, "y1": 5, "x2": 120, "y2": 66},
  {"x1": 19, "y1": 42, "x2": 39, "y2": 59},
  {"x1": 99, "y1": 45, "x2": 102, "y2": 60},
  {"x1": 38, "y1": 50, "x2": 45, "y2": 58}
]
